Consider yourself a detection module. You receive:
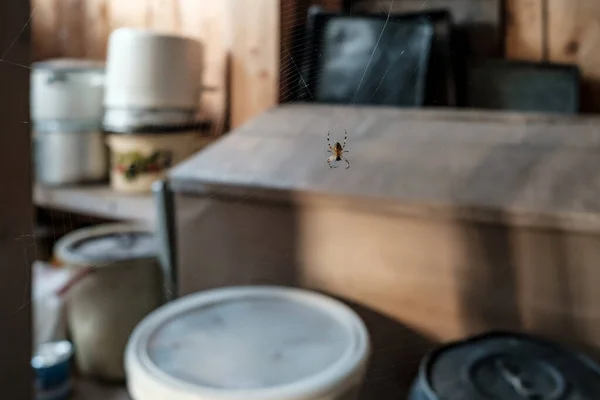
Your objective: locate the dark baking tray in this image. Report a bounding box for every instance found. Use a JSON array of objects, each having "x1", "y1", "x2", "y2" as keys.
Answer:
[
  {"x1": 463, "y1": 59, "x2": 581, "y2": 114},
  {"x1": 297, "y1": 8, "x2": 436, "y2": 107}
]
